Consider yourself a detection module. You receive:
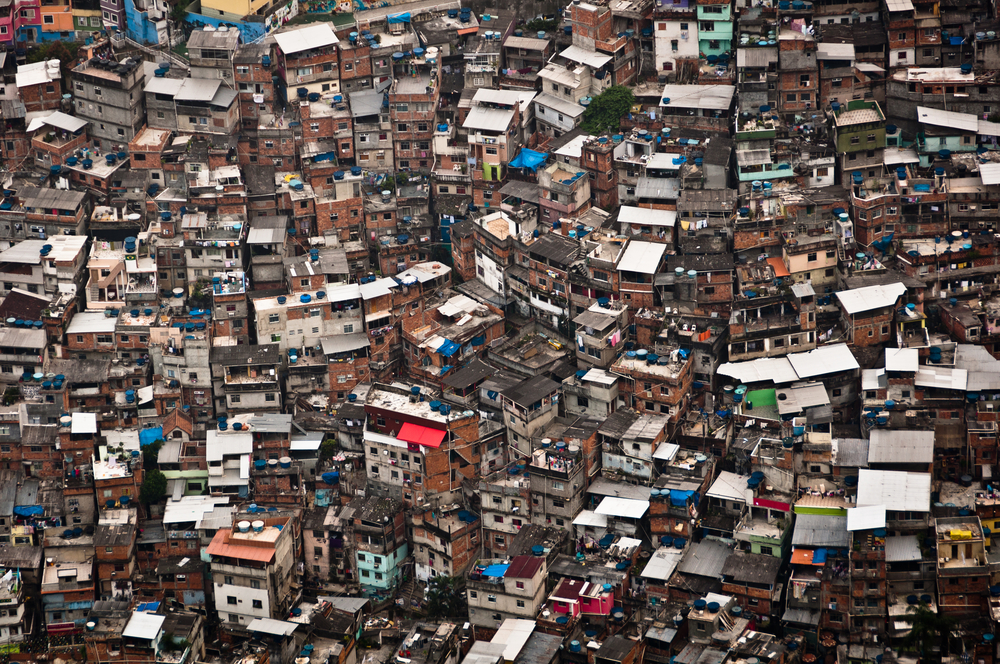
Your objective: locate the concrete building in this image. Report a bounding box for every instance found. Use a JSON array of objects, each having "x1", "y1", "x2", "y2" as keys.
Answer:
[{"x1": 206, "y1": 515, "x2": 295, "y2": 629}]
